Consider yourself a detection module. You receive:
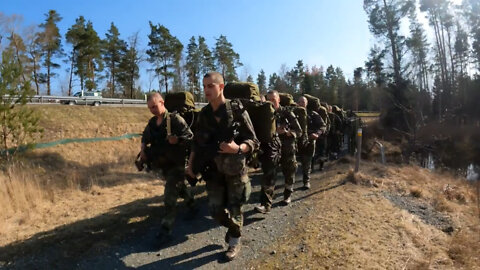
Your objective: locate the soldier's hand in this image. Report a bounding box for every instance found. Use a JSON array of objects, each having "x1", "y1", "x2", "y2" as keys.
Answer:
[
  {"x1": 186, "y1": 164, "x2": 195, "y2": 178},
  {"x1": 277, "y1": 126, "x2": 287, "y2": 135},
  {"x1": 218, "y1": 141, "x2": 238, "y2": 154},
  {"x1": 309, "y1": 133, "x2": 319, "y2": 140},
  {"x1": 167, "y1": 135, "x2": 179, "y2": 144},
  {"x1": 140, "y1": 150, "x2": 148, "y2": 161}
]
